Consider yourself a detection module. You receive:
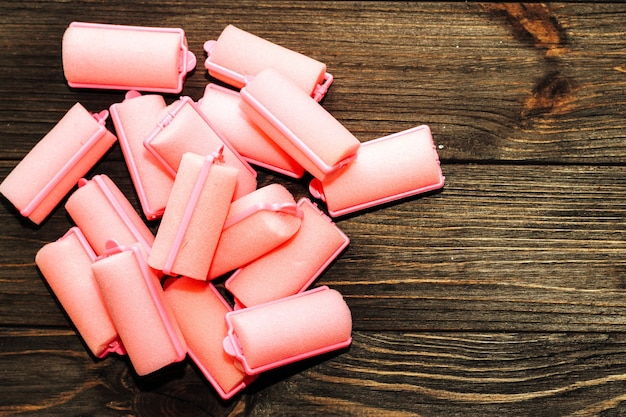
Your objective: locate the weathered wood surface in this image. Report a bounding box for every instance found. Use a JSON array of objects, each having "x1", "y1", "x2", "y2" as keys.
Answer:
[{"x1": 2, "y1": 1, "x2": 626, "y2": 416}]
